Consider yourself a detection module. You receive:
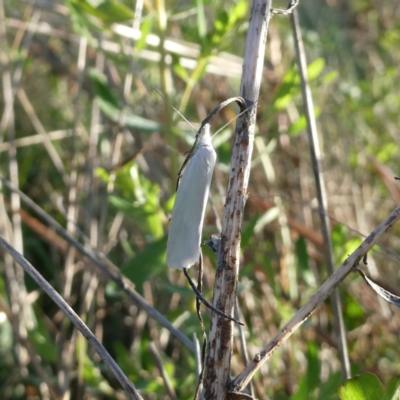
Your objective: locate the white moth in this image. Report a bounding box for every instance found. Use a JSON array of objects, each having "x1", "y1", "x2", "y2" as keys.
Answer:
[{"x1": 166, "y1": 124, "x2": 216, "y2": 270}]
